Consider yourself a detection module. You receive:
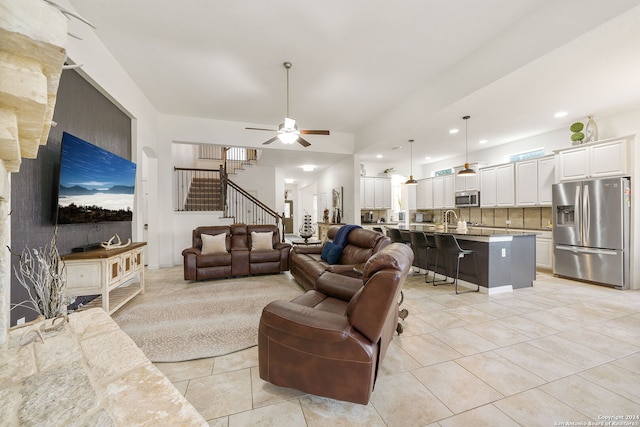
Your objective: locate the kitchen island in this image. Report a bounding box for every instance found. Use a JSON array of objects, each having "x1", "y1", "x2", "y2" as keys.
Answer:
[{"x1": 393, "y1": 225, "x2": 539, "y2": 293}]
